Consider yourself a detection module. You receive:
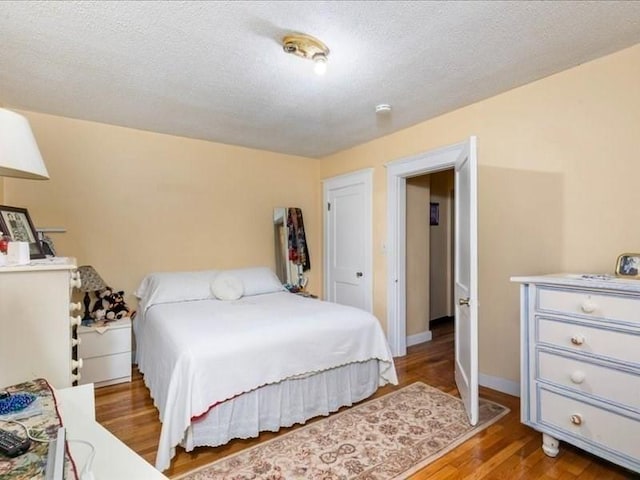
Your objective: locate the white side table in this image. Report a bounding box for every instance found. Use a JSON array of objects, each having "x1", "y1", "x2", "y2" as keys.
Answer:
[
  {"x1": 78, "y1": 317, "x2": 132, "y2": 387},
  {"x1": 56, "y1": 384, "x2": 168, "y2": 479}
]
